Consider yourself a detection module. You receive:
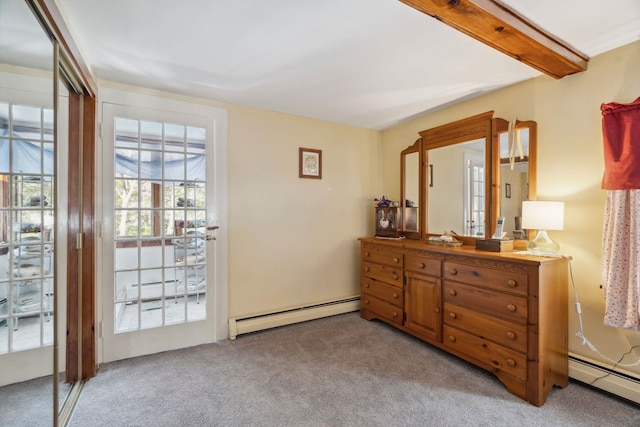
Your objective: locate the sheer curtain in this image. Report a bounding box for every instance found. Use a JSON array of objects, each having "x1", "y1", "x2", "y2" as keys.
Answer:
[{"x1": 601, "y1": 97, "x2": 640, "y2": 330}]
